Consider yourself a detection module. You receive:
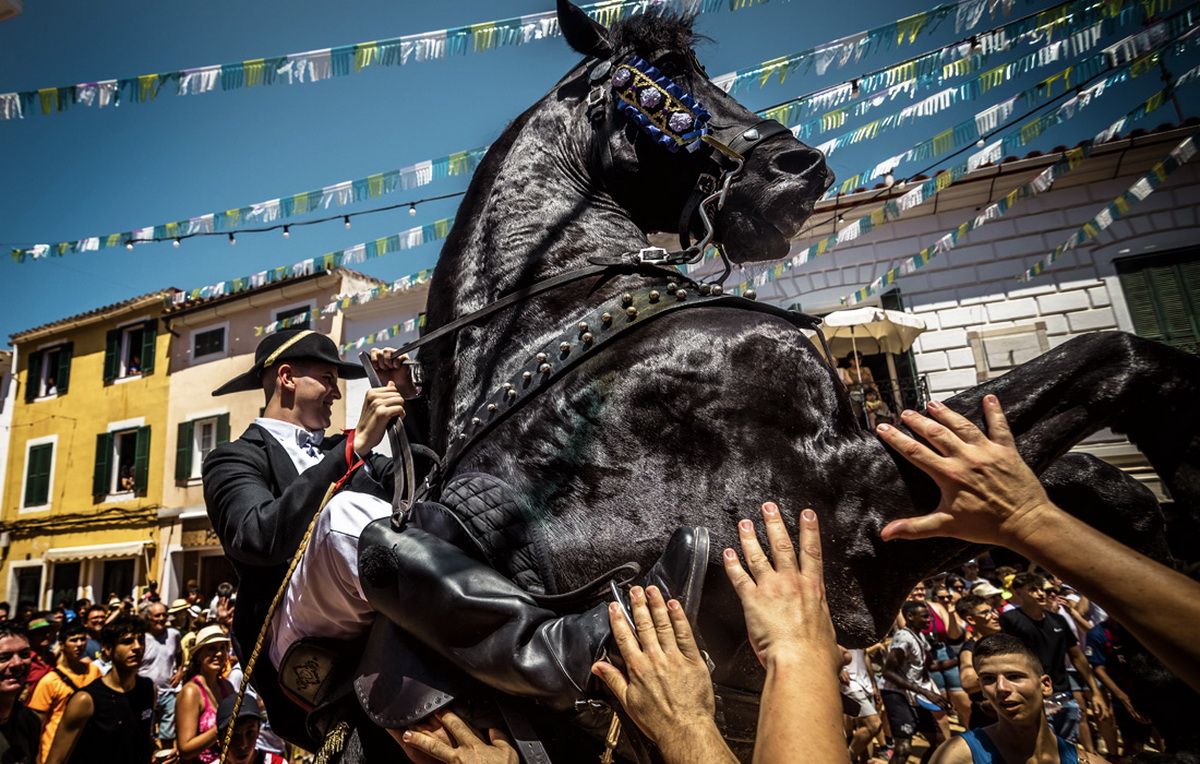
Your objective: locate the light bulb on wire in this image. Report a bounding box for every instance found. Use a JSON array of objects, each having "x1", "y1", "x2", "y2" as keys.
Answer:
[
  {"x1": 343, "y1": 216, "x2": 352, "y2": 229},
  {"x1": 125, "y1": 241, "x2": 134, "y2": 251},
  {"x1": 409, "y1": 204, "x2": 417, "y2": 217},
  {"x1": 228, "y1": 233, "x2": 236, "y2": 246},
  {"x1": 283, "y1": 225, "x2": 290, "y2": 239},
  {"x1": 173, "y1": 239, "x2": 180, "y2": 248}
]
